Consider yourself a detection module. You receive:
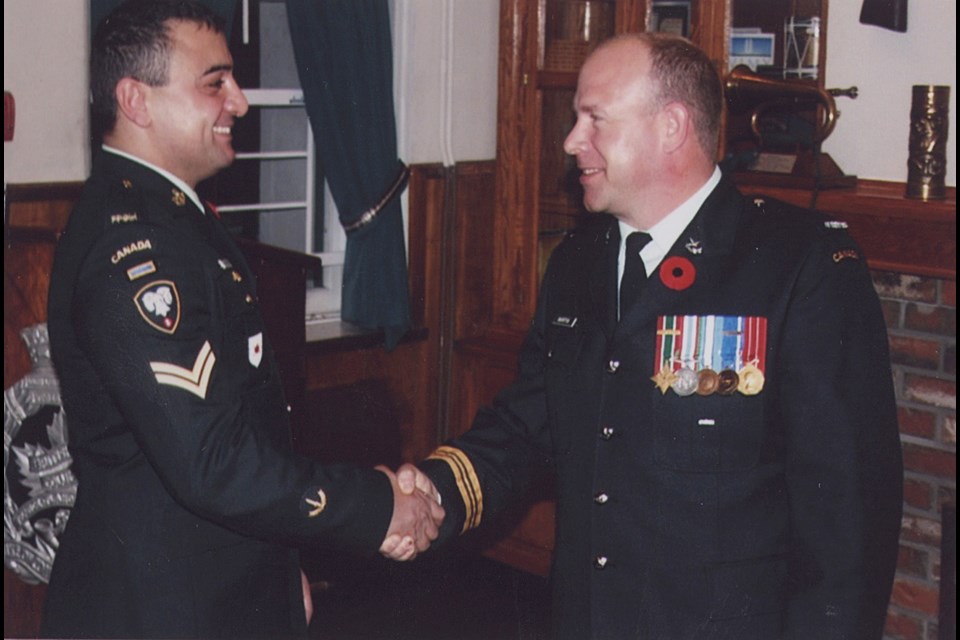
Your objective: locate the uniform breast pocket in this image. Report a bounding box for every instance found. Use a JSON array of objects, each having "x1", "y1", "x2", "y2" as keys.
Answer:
[
  {"x1": 653, "y1": 394, "x2": 766, "y2": 472},
  {"x1": 544, "y1": 322, "x2": 583, "y2": 376}
]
